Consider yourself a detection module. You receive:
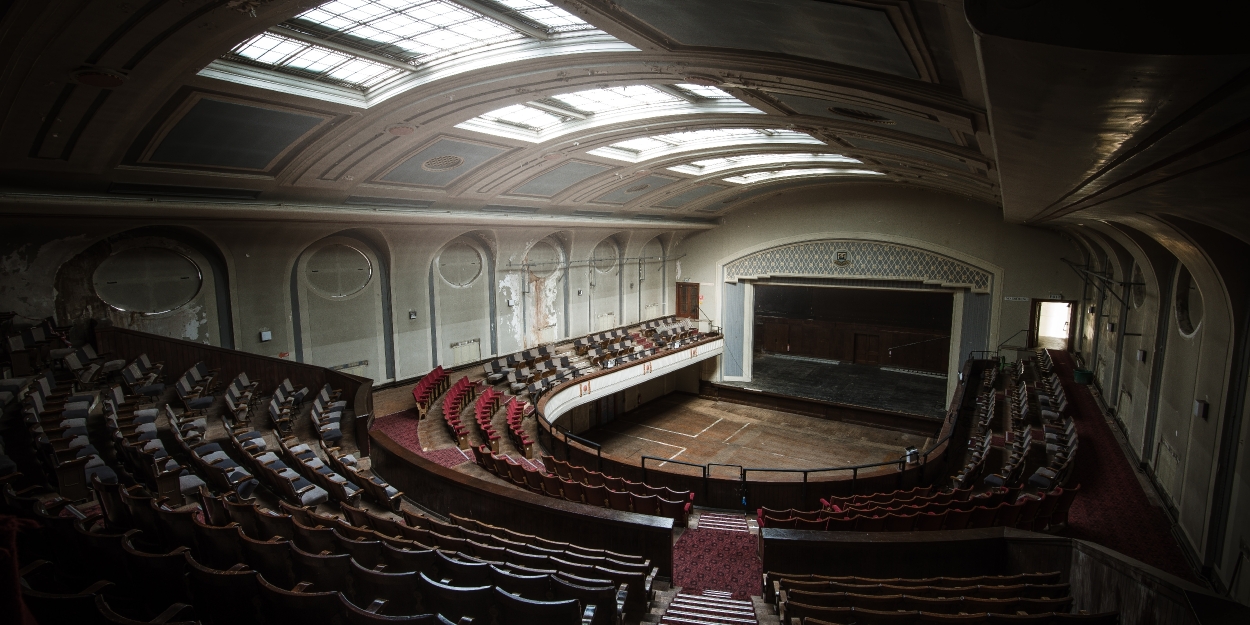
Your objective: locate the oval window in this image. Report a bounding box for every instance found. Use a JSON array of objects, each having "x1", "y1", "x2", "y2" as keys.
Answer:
[
  {"x1": 527, "y1": 241, "x2": 560, "y2": 279},
  {"x1": 1175, "y1": 265, "x2": 1203, "y2": 335},
  {"x1": 1131, "y1": 264, "x2": 1146, "y2": 309},
  {"x1": 438, "y1": 241, "x2": 482, "y2": 287},
  {"x1": 93, "y1": 247, "x2": 202, "y2": 314},
  {"x1": 592, "y1": 240, "x2": 618, "y2": 273},
  {"x1": 307, "y1": 244, "x2": 372, "y2": 298}
]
